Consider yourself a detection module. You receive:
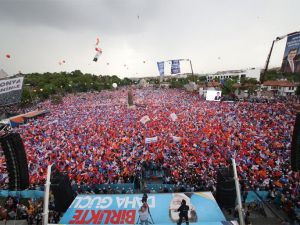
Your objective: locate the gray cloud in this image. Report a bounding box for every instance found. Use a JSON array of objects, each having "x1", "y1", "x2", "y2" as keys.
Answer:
[
  {"x1": 0, "y1": 0, "x2": 161, "y2": 35},
  {"x1": 0, "y1": 0, "x2": 299, "y2": 77}
]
